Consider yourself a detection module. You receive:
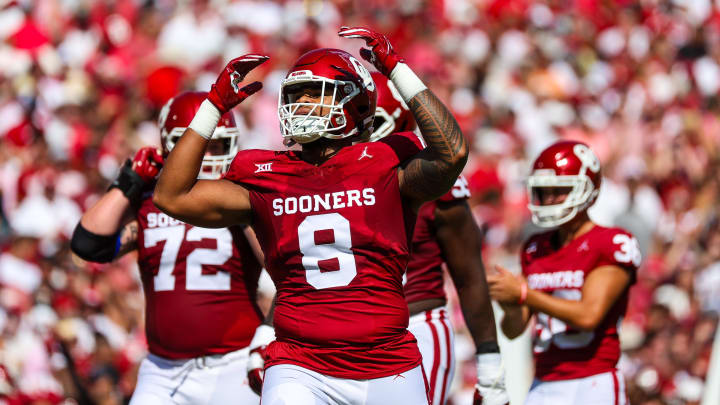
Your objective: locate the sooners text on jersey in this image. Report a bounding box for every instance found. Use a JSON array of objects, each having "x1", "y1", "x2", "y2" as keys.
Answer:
[
  {"x1": 136, "y1": 195, "x2": 263, "y2": 359},
  {"x1": 223, "y1": 132, "x2": 424, "y2": 379},
  {"x1": 521, "y1": 225, "x2": 641, "y2": 381},
  {"x1": 404, "y1": 175, "x2": 471, "y2": 304}
]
